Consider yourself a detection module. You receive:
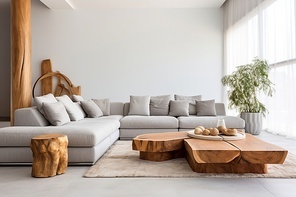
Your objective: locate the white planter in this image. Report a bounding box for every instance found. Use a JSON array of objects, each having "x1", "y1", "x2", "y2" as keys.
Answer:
[{"x1": 241, "y1": 112, "x2": 262, "y2": 135}]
